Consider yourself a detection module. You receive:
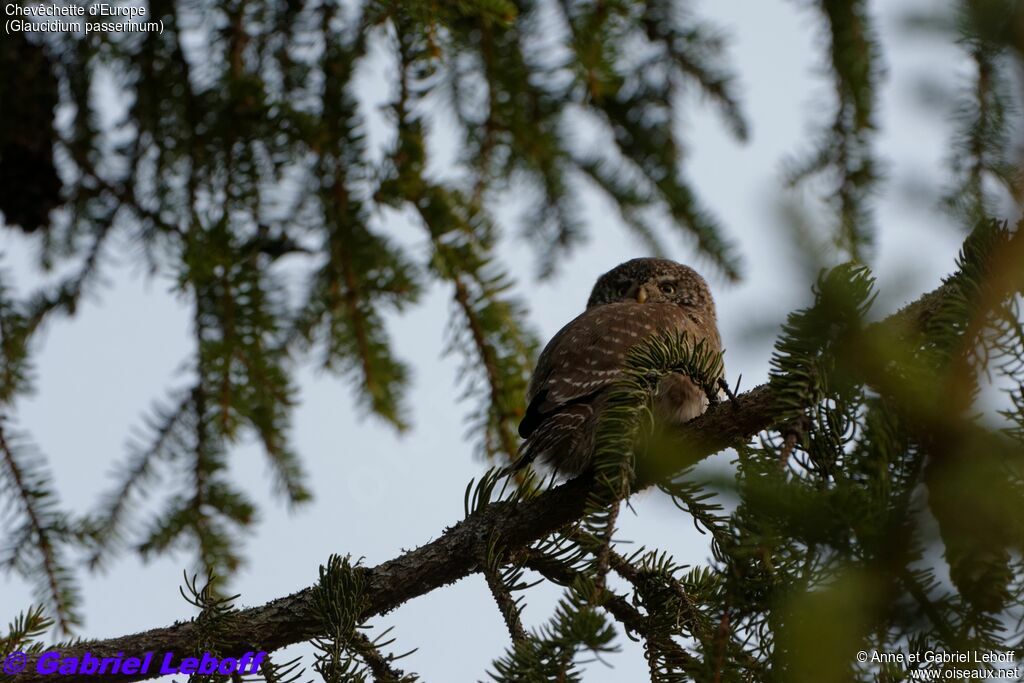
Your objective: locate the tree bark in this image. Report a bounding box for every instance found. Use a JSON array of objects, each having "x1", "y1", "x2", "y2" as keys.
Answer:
[{"x1": 5, "y1": 279, "x2": 957, "y2": 683}]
